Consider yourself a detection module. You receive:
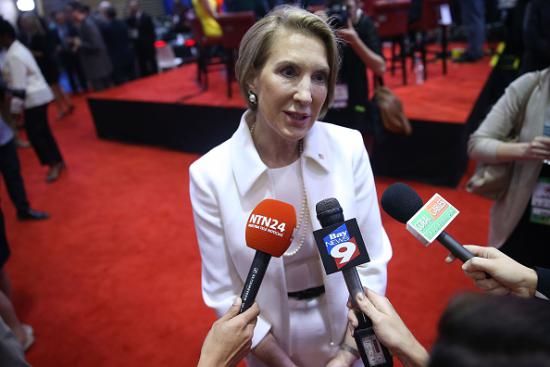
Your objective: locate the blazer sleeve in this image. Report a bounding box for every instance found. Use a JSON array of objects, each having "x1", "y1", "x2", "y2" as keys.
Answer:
[
  {"x1": 4, "y1": 55, "x2": 27, "y2": 114},
  {"x1": 350, "y1": 131, "x2": 392, "y2": 295},
  {"x1": 535, "y1": 267, "x2": 550, "y2": 300},
  {"x1": 189, "y1": 162, "x2": 271, "y2": 347},
  {"x1": 467, "y1": 71, "x2": 539, "y2": 163}
]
